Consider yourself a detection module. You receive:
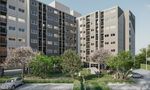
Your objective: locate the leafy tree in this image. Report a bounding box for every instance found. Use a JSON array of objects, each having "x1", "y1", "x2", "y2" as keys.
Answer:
[
  {"x1": 4, "y1": 47, "x2": 36, "y2": 77},
  {"x1": 90, "y1": 49, "x2": 110, "y2": 70},
  {"x1": 29, "y1": 55, "x2": 62, "y2": 78},
  {"x1": 61, "y1": 49, "x2": 82, "y2": 78},
  {"x1": 30, "y1": 55, "x2": 52, "y2": 78},
  {"x1": 135, "y1": 45, "x2": 150, "y2": 68},
  {"x1": 106, "y1": 51, "x2": 134, "y2": 79}
]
